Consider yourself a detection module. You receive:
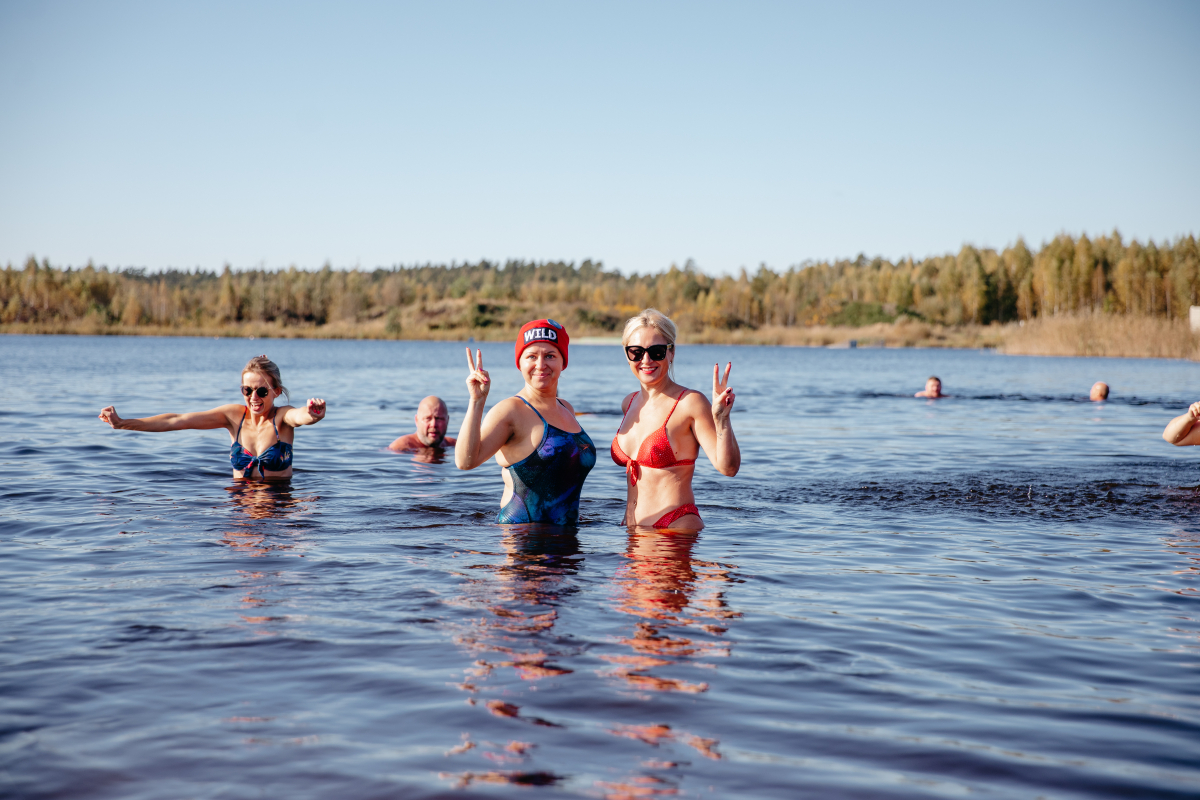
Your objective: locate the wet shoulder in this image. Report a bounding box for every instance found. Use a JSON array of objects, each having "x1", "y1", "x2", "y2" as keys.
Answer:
[
  {"x1": 274, "y1": 405, "x2": 297, "y2": 428},
  {"x1": 217, "y1": 403, "x2": 246, "y2": 429},
  {"x1": 677, "y1": 387, "x2": 709, "y2": 417}
]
